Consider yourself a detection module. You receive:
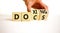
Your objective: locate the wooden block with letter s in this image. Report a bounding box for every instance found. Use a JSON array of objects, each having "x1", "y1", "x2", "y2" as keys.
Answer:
[{"x1": 39, "y1": 9, "x2": 48, "y2": 20}]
